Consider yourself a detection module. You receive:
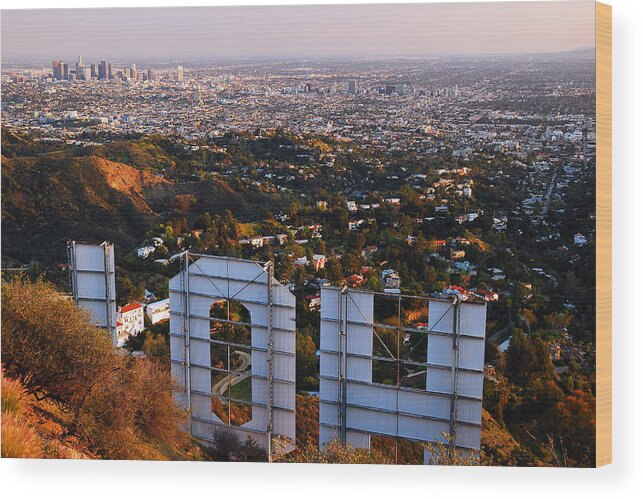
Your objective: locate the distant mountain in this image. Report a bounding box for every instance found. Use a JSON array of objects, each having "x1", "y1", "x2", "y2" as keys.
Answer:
[{"x1": 530, "y1": 46, "x2": 595, "y2": 61}]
